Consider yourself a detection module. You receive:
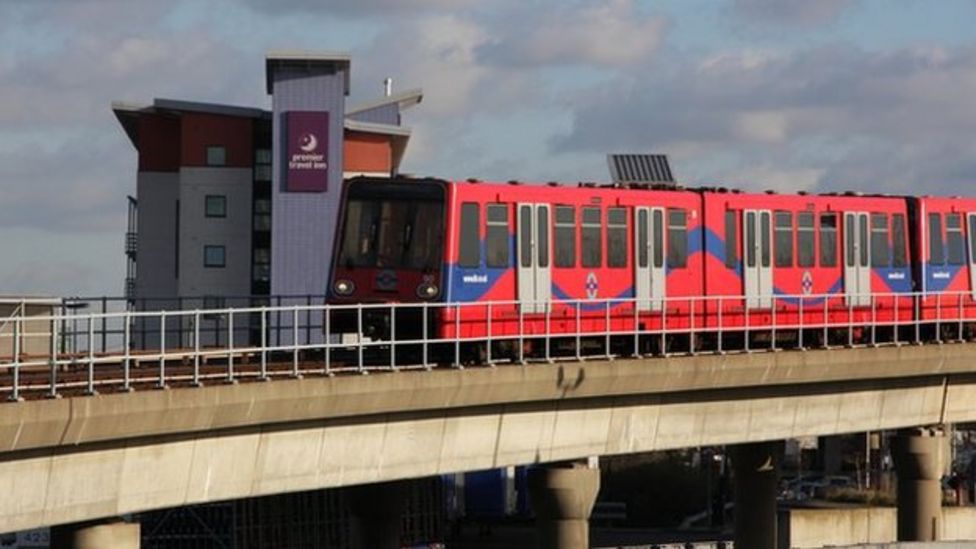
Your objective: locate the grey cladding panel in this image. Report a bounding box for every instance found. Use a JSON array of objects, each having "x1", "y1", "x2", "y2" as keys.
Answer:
[
  {"x1": 607, "y1": 154, "x2": 674, "y2": 184},
  {"x1": 270, "y1": 67, "x2": 346, "y2": 296},
  {"x1": 347, "y1": 103, "x2": 399, "y2": 125}
]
